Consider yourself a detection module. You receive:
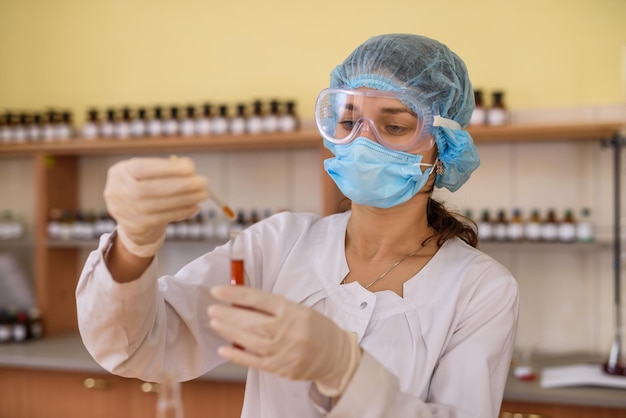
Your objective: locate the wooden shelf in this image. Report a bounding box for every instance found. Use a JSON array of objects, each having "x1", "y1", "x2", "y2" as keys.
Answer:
[
  {"x1": 467, "y1": 122, "x2": 621, "y2": 143},
  {"x1": 0, "y1": 122, "x2": 622, "y2": 158},
  {"x1": 0, "y1": 130, "x2": 322, "y2": 156}
]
